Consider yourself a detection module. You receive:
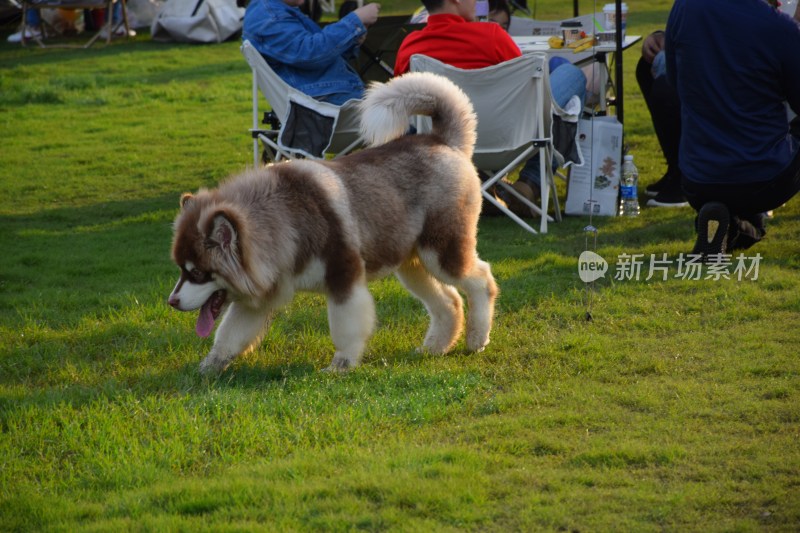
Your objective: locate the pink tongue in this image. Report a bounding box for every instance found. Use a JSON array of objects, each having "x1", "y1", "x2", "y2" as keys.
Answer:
[{"x1": 196, "y1": 300, "x2": 216, "y2": 337}]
